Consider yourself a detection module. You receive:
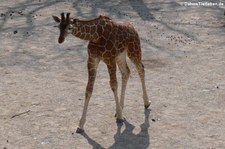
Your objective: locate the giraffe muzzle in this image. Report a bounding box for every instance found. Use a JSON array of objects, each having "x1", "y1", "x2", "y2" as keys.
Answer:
[{"x1": 58, "y1": 36, "x2": 65, "y2": 43}]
